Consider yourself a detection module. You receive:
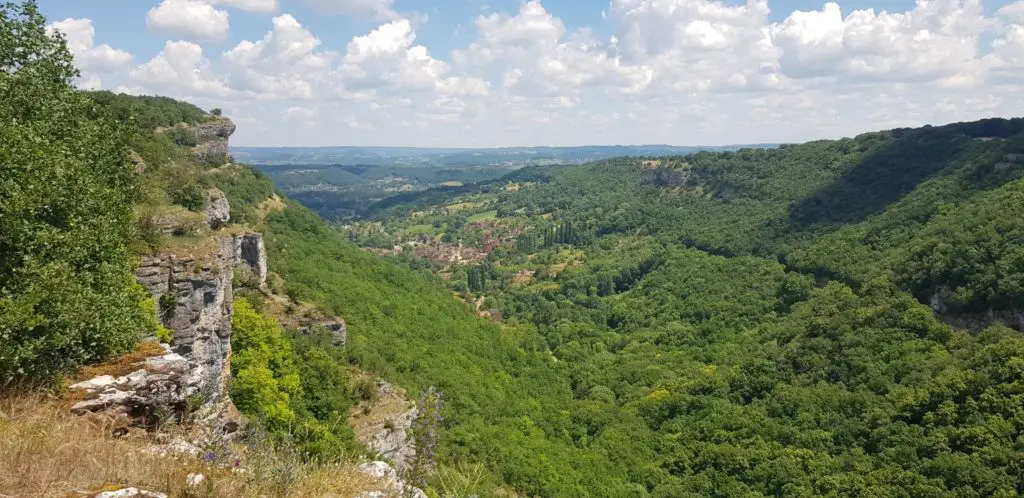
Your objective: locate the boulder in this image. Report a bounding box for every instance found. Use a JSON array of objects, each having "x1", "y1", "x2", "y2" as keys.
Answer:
[
  {"x1": 203, "y1": 188, "x2": 230, "y2": 229},
  {"x1": 234, "y1": 232, "x2": 267, "y2": 288},
  {"x1": 94, "y1": 488, "x2": 168, "y2": 498},
  {"x1": 357, "y1": 461, "x2": 425, "y2": 498}
]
